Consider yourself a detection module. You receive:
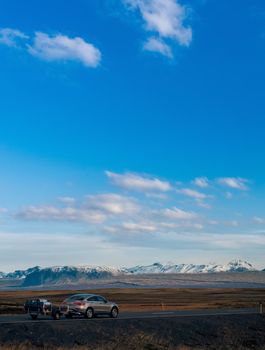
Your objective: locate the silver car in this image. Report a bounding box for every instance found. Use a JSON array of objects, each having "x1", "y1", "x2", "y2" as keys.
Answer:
[{"x1": 60, "y1": 294, "x2": 119, "y2": 319}]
